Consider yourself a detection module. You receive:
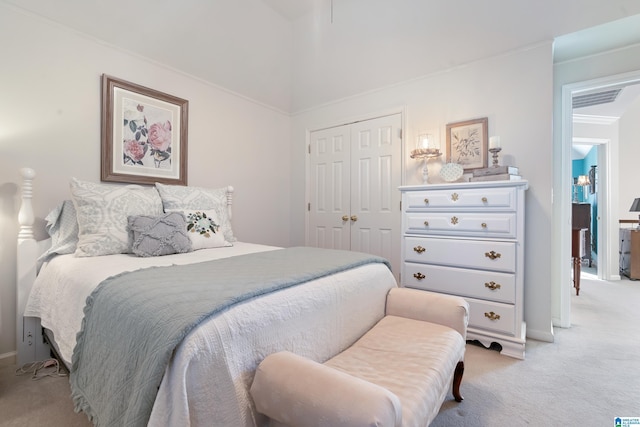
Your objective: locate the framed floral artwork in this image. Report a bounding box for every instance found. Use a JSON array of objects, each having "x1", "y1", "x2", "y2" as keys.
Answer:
[
  {"x1": 101, "y1": 74, "x2": 188, "y2": 185},
  {"x1": 446, "y1": 117, "x2": 488, "y2": 172}
]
